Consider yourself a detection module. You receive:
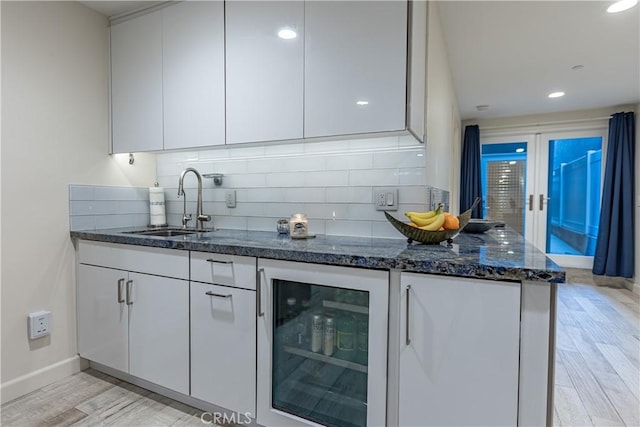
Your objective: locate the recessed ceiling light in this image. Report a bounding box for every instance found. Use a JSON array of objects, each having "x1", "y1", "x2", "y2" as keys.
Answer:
[
  {"x1": 277, "y1": 28, "x2": 297, "y2": 39},
  {"x1": 571, "y1": 64, "x2": 584, "y2": 70},
  {"x1": 516, "y1": 148, "x2": 525, "y2": 153},
  {"x1": 509, "y1": 161, "x2": 517, "y2": 165},
  {"x1": 607, "y1": 0, "x2": 638, "y2": 13},
  {"x1": 476, "y1": 105, "x2": 489, "y2": 111},
  {"x1": 548, "y1": 91, "x2": 565, "y2": 98},
  {"x1": 356, "y1": 100, "x2": 369, "y2": 106}
]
